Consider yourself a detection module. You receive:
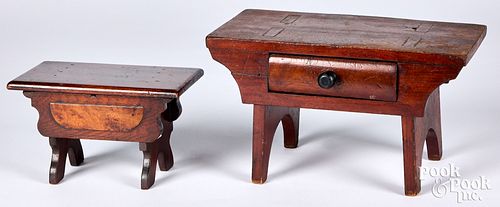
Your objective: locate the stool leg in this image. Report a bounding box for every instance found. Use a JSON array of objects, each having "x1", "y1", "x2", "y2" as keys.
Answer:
[
  {"x1": 139, "y1": 100, "x2": 180, "y2": 190},
  {"x1": 425, "y1": 89, "x2": 442, "y2": 161},
  {"x1": 159, "y1": 99, "x2": 178, "y2": 171},
  {"x1": 283, "y1": 108, "x2": 300, "y2": 148},
  {"x1": 252, "y1": 105, "x2": 300, "y2": 184},
  {"x1": 140, "y1": 141, "x2": 159, "y2": 190},
  {"x1": 401, "y1": 88, "x2": 442, "y2": 196},
  {"x1": 48, "y1": 138, "x2": 84, "y2": 184},
  {"x1": 158, "y1": 119, "x2": 174, "y2": 171},
  {"x1": 48, "y1": 138, "x2": 69, "y2": 184},
  {"x1": 68, "y1": 139, "x2": 84, "y2": 166}
]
